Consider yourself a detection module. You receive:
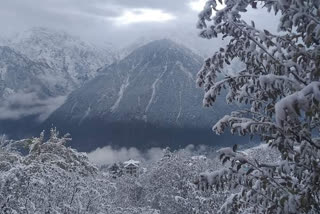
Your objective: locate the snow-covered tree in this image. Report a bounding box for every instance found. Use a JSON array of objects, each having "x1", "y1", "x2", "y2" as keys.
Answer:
[
  {"x1": 0, "y1": 129, "x2": 119, "y2": 213},
  {"x1": 196, "y1": 0, "x2": 320, "y2": 213},
  {"x1": 0, "y1": 131, "x2": 236, "y2": 213},
  {"x1": 140, "y1": 148, "x2": 228, "y2": 214}
]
